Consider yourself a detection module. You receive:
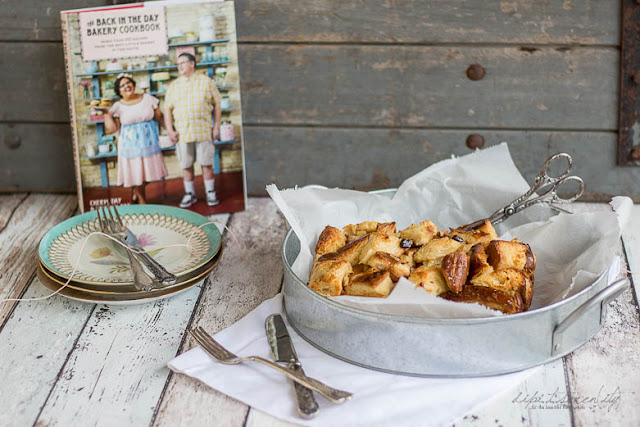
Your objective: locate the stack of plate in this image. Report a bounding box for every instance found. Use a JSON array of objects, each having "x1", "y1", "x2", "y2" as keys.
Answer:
[{"x1": 37, "y1": 205, "x2": 222, "y2": 305}]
